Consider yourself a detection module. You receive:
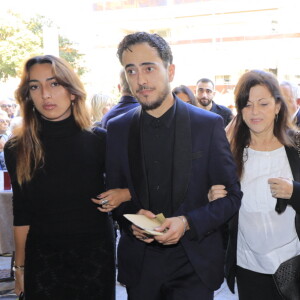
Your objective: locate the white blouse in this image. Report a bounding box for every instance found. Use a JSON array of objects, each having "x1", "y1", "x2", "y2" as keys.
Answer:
[{"x1": 237, "y1": 146, "x2": 300, "y2": 274}]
